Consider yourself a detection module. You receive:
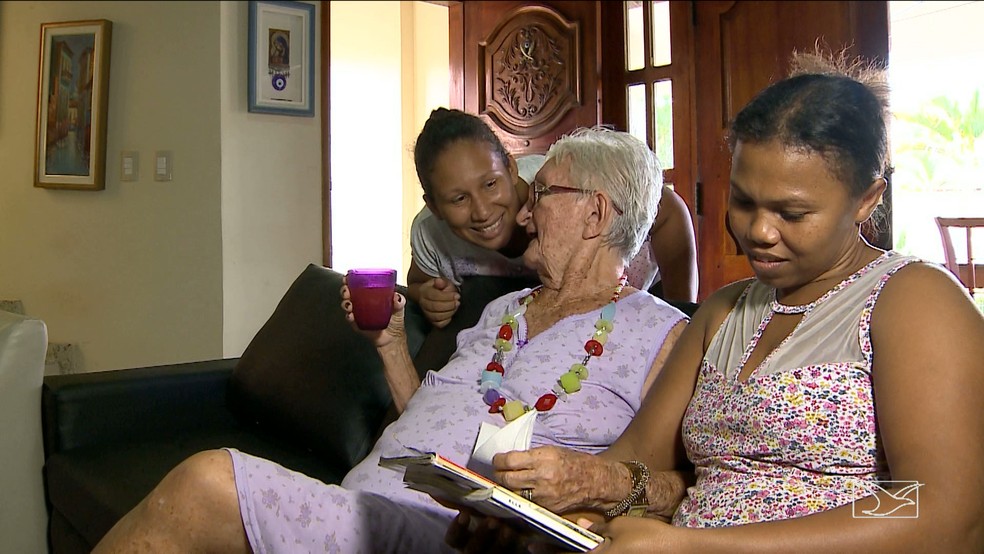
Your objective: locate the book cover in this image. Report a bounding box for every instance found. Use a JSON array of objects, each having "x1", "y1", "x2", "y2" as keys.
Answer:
[{"x1": 380, "y1": 453, "x2": 603, "y2": 552}]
